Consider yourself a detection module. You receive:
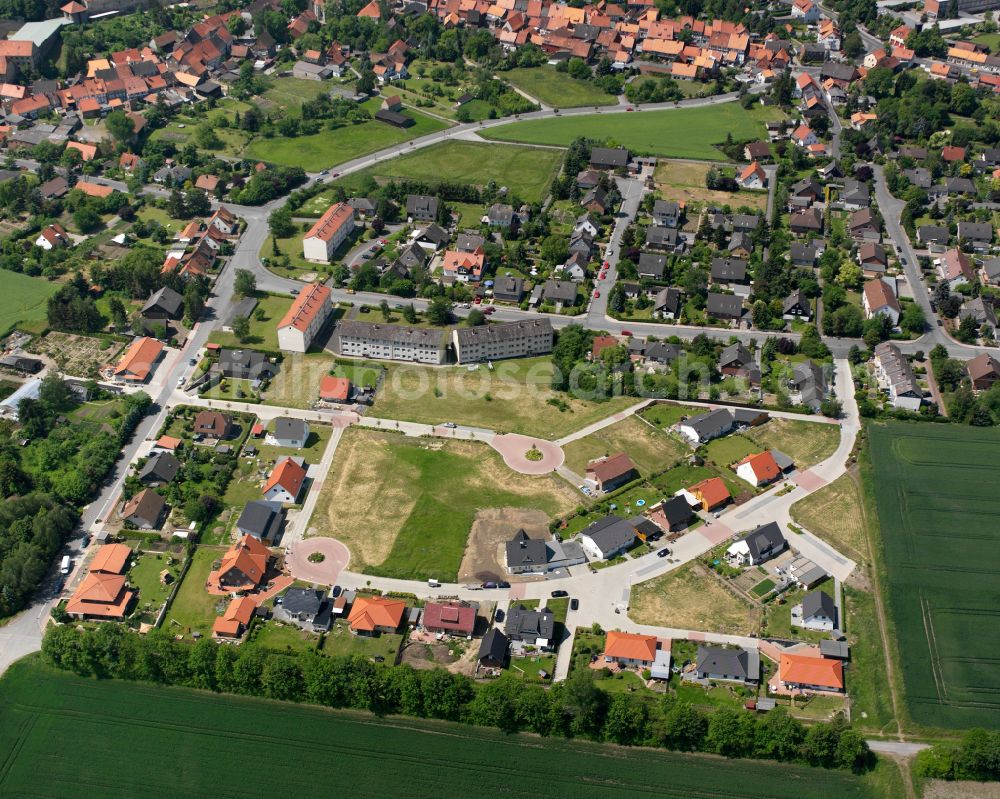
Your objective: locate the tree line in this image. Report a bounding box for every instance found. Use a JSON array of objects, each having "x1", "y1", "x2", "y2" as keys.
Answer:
[{"x1": 41, "y1": 623, "x2": 871, "y2": 774}]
